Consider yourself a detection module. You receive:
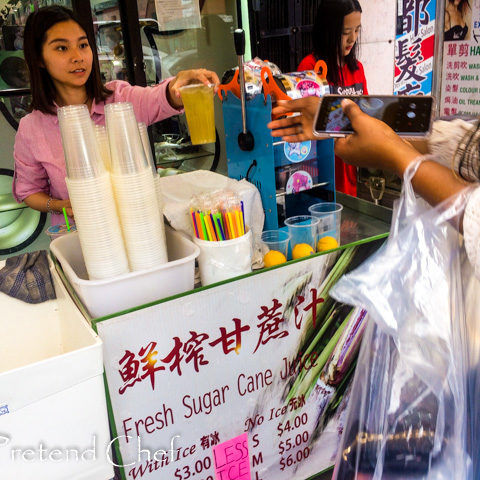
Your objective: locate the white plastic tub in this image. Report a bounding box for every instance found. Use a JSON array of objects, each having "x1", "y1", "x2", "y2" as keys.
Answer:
[
  {"x1": 50, "y1": 226, "x2": 199, "y2": 318},
  {"x1": 0, "y1": 263, "x2": 113, "y2": 480}
]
